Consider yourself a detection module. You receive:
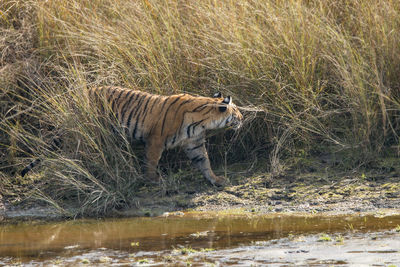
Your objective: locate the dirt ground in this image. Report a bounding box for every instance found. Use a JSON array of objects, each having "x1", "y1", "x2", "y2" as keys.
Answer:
[
  {"x1": 127, "y1": 170, "x2": 400, "y2": 217},
  {"x1": 1, "y1": 159, "x2": 400, "y2": 221}
]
